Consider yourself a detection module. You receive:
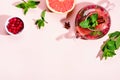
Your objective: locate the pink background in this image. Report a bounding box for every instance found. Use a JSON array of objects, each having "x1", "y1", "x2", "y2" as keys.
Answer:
[{"x1": 0, "y1": 0, "x2": 120, "y2": 80}]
